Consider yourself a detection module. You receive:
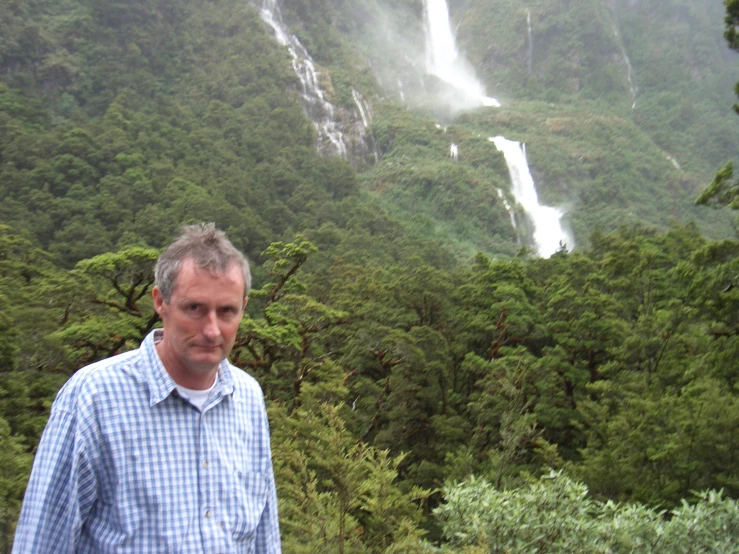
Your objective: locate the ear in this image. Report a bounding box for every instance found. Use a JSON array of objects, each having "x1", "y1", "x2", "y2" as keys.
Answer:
[
  {"x1": 242, "y1": 296, "x2": 249, "y2": 310},
  {"x1": 152, "y1": 286, "x2": 166, "y2": 317}
]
